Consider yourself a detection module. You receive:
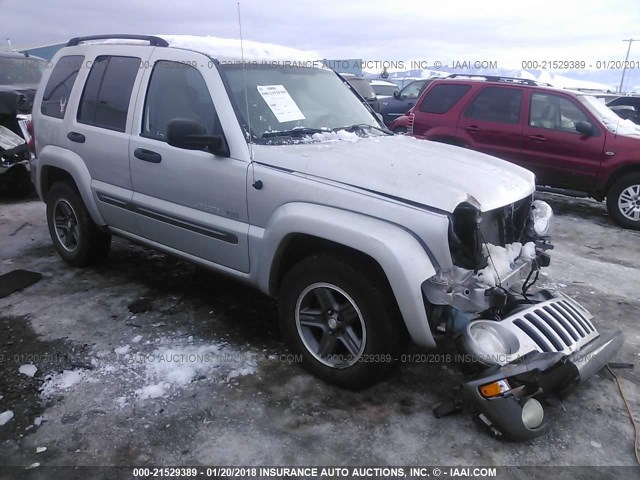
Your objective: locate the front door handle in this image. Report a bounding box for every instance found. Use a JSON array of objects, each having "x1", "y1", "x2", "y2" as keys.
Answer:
[
  {"x1": 465, "y1": 125, "x2": 480, "y2": 134},
  {"x1": 67, "y1": 132, "x2": 85, "y2": 143},
  {"x1": 134, "y1": 148, "x2": 162, "y2": 163},
  {"x1": 529, "y1": 135, "x2": 546, "y2": 143}
]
